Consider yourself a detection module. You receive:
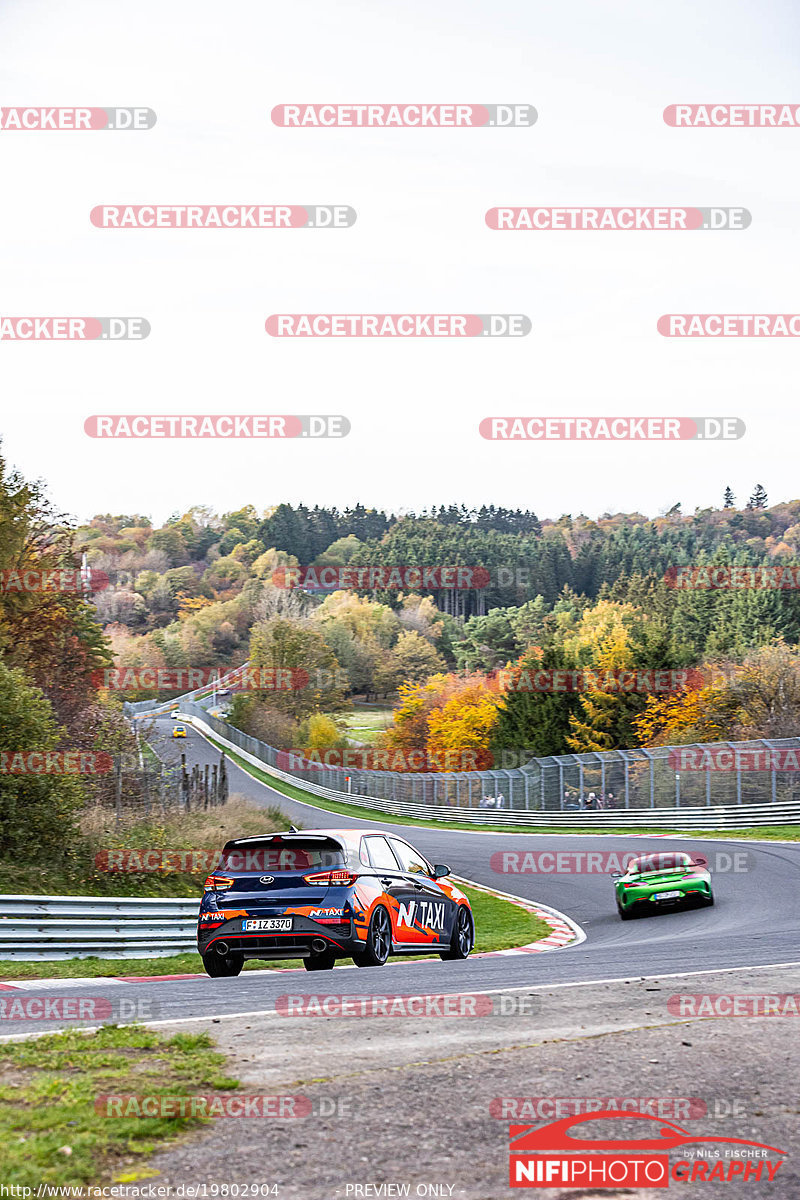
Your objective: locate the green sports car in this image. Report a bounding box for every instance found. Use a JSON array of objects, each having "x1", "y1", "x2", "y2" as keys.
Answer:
[{"x1": 612, "y1": 851, "x2": 714, "y2": 920}]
